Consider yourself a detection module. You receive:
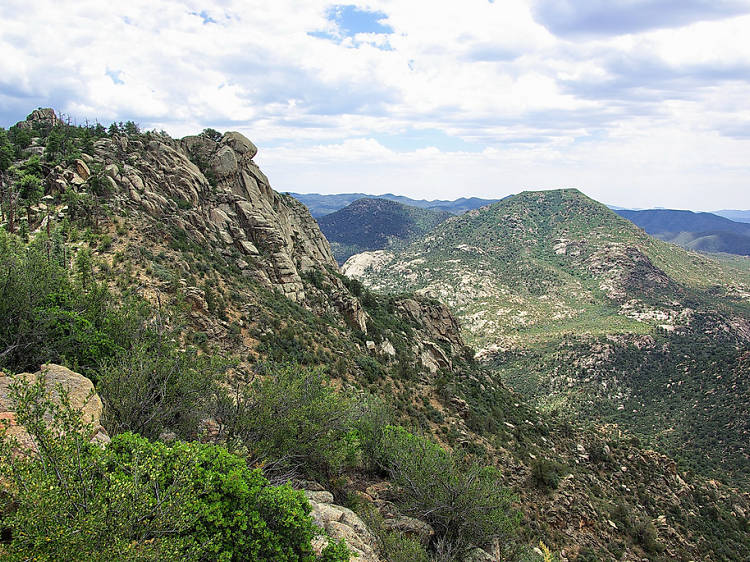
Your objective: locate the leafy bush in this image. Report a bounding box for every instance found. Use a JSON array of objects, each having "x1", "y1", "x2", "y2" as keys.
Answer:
[
  {"x1": 0, "y1": 231, "x2": 132, "y2": 375},
  {"x1": 376, "y1": 426, "x2": 519, "y2": 555},
  {"x1": 0, "y1": 374, "x2": 349, "y2": 561},
  {"x1": 211, "y1": 363, "x2": 361, "y2": 481},
  {"x1": 530, "y1": 458, "x2": 568, "y2": 490},
  {"x1": 97, "y1": 339, "x2": 227, "y2": 440}
]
